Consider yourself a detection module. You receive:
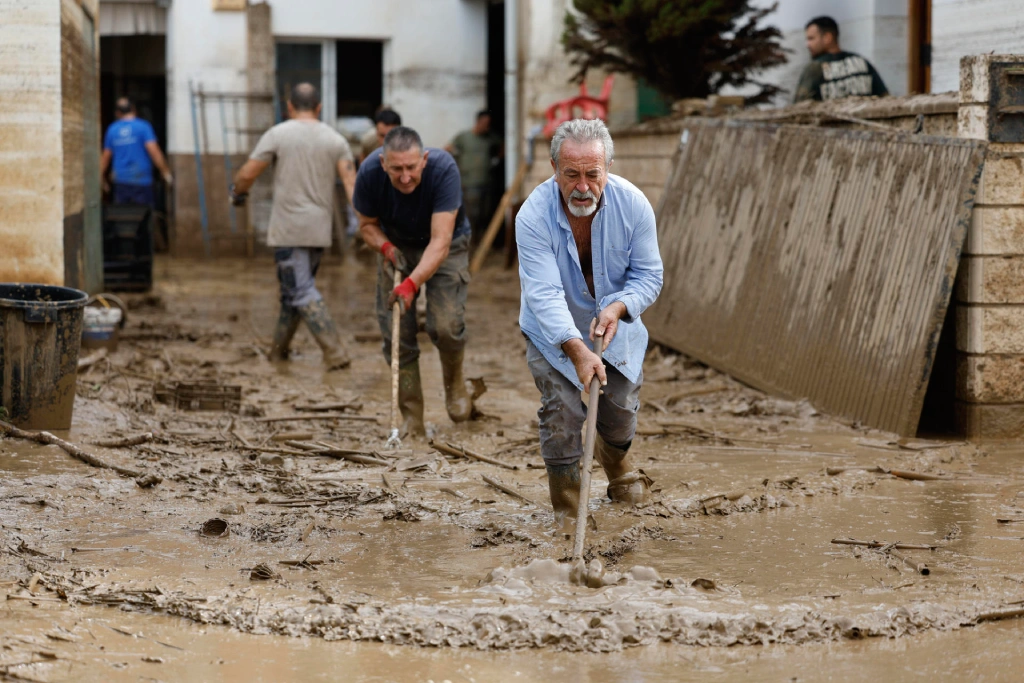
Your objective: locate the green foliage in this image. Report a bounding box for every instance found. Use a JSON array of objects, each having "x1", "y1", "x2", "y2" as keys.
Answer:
[{"x1": 563, "y1": 0, "x2": 788, "y2": 104}]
